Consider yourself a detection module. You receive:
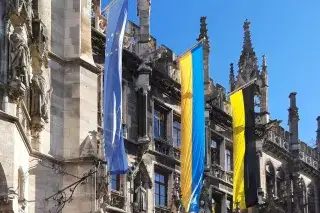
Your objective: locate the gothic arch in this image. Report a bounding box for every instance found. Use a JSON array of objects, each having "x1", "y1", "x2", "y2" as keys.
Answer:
[{"x1": 265, "y1": 161, "x2": 276, "y2": 197}]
